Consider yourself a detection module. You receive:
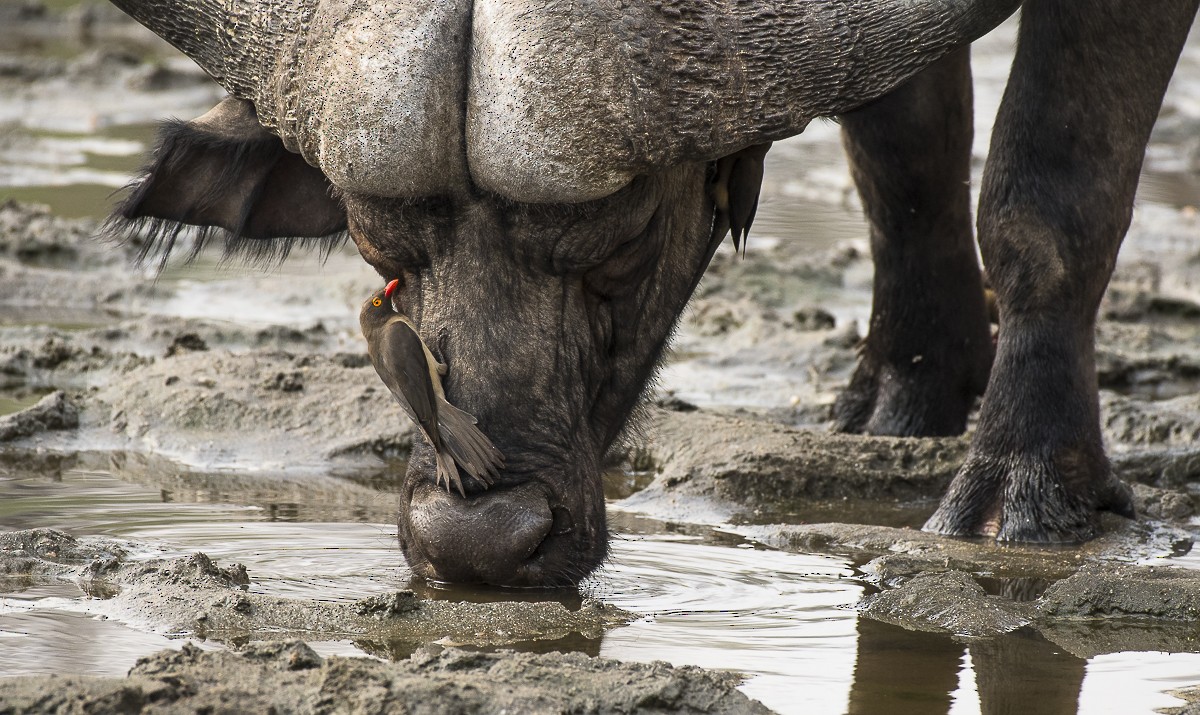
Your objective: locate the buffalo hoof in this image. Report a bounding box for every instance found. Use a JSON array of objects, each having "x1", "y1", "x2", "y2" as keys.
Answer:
[
  {"x1": 923, "y1": 451, "x2": 1135, "y2": 542},
  {"x1": 832, "y1": 347, "x2": 989, "y2": 438}
]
